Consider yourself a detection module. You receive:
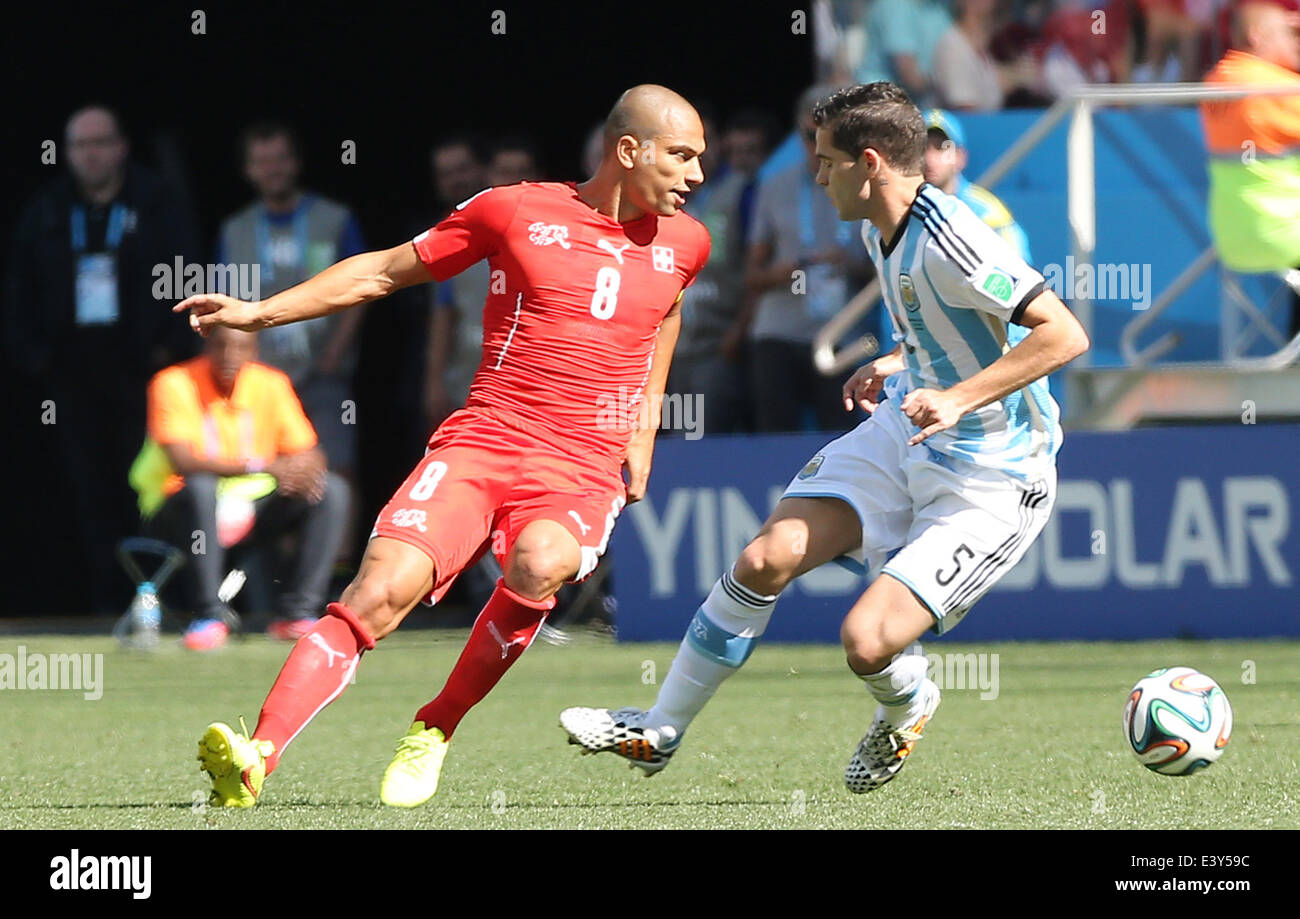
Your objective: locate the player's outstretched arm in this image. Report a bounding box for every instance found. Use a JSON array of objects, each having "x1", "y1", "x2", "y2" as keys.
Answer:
[
  {"x1": 174, "y1": 242, "x2": 431, "y2": 336},
  {"x1": 903, "y1": 290, "x2": 1089, "y2": 445}
]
